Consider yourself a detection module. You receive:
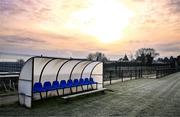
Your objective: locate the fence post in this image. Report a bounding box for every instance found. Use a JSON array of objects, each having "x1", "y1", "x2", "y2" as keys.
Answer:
[
  {"x1": 156, "y1": 70, "x2": 158, "y2": 79},
  {"x1": 130, "y1": 69, "x2": 132, "y2": 80},
  {"x1": 115, "y1": 62, "x2": 118, "y2": 77},
  {"x1": 121, "y1": 70, "x2": 124, "y2": 82},
  {"x1": 118, "y1": 66, "x2": 121, "y2": 80},
  {"x1": 109, "y1": 71, "x2": 112, "y2": 85},
  {"x1": 139, "y1": 69, "x2": 141, "y2": 78}
]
